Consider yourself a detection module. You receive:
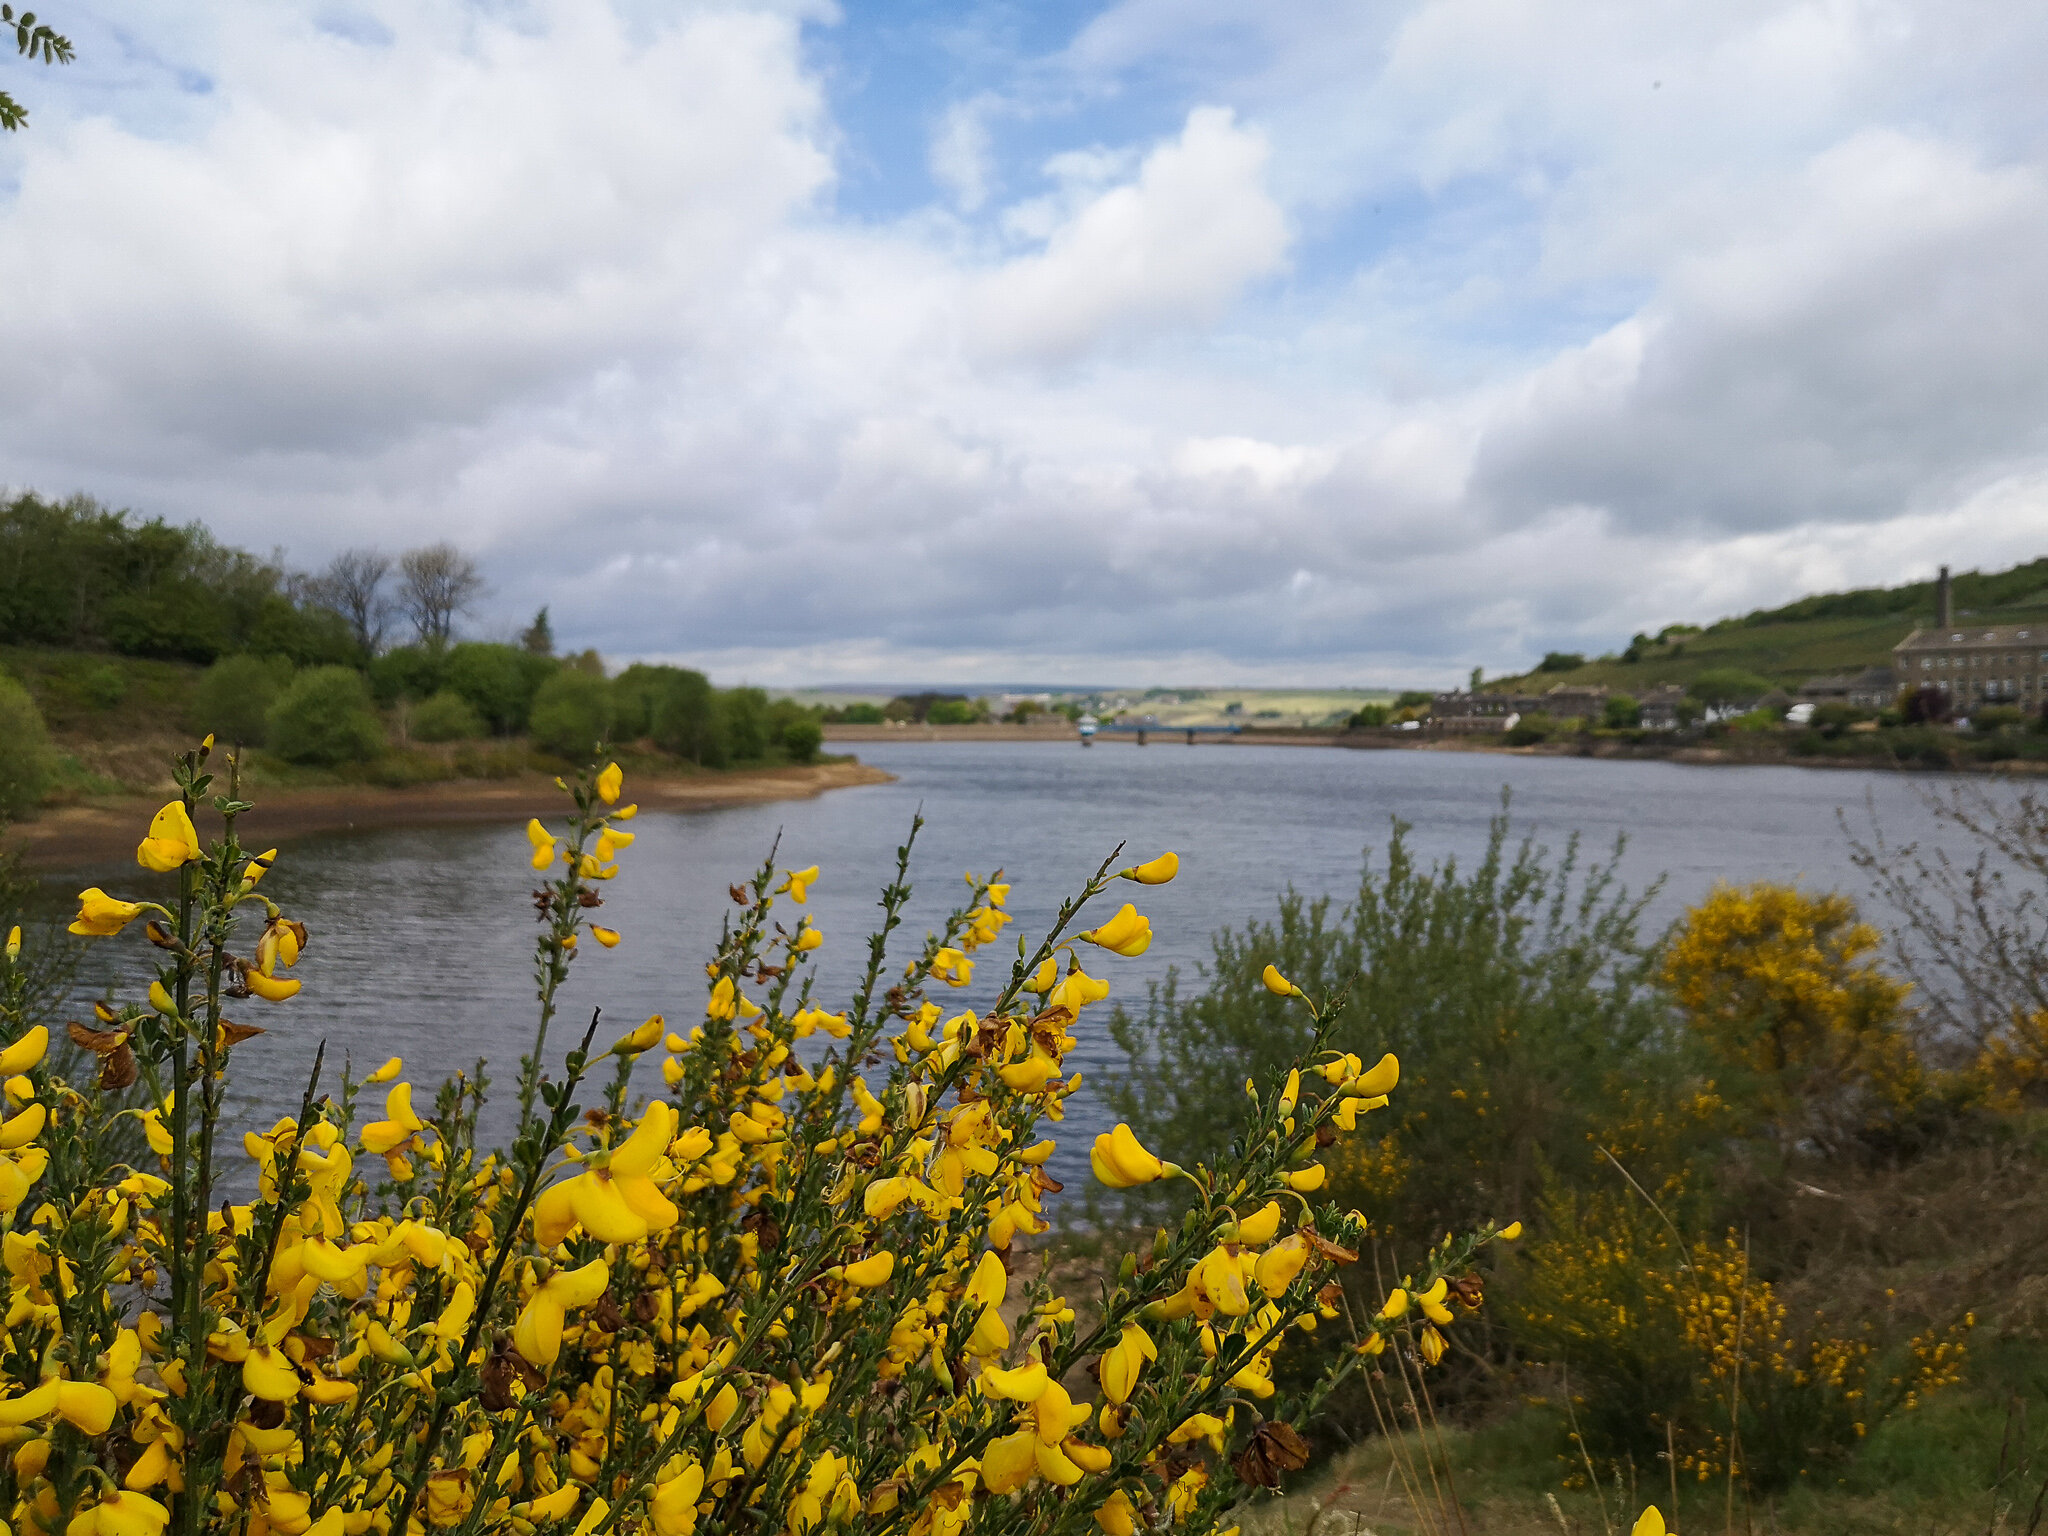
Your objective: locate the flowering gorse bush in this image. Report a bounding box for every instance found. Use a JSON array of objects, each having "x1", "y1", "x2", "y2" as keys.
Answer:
[
  {"x1": 1510, "y1": 1193, "x2": 1968, "y2": 1489},
  {"x1": 0, "y1": 741, "x2": 1516, "y2": 1536}
]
